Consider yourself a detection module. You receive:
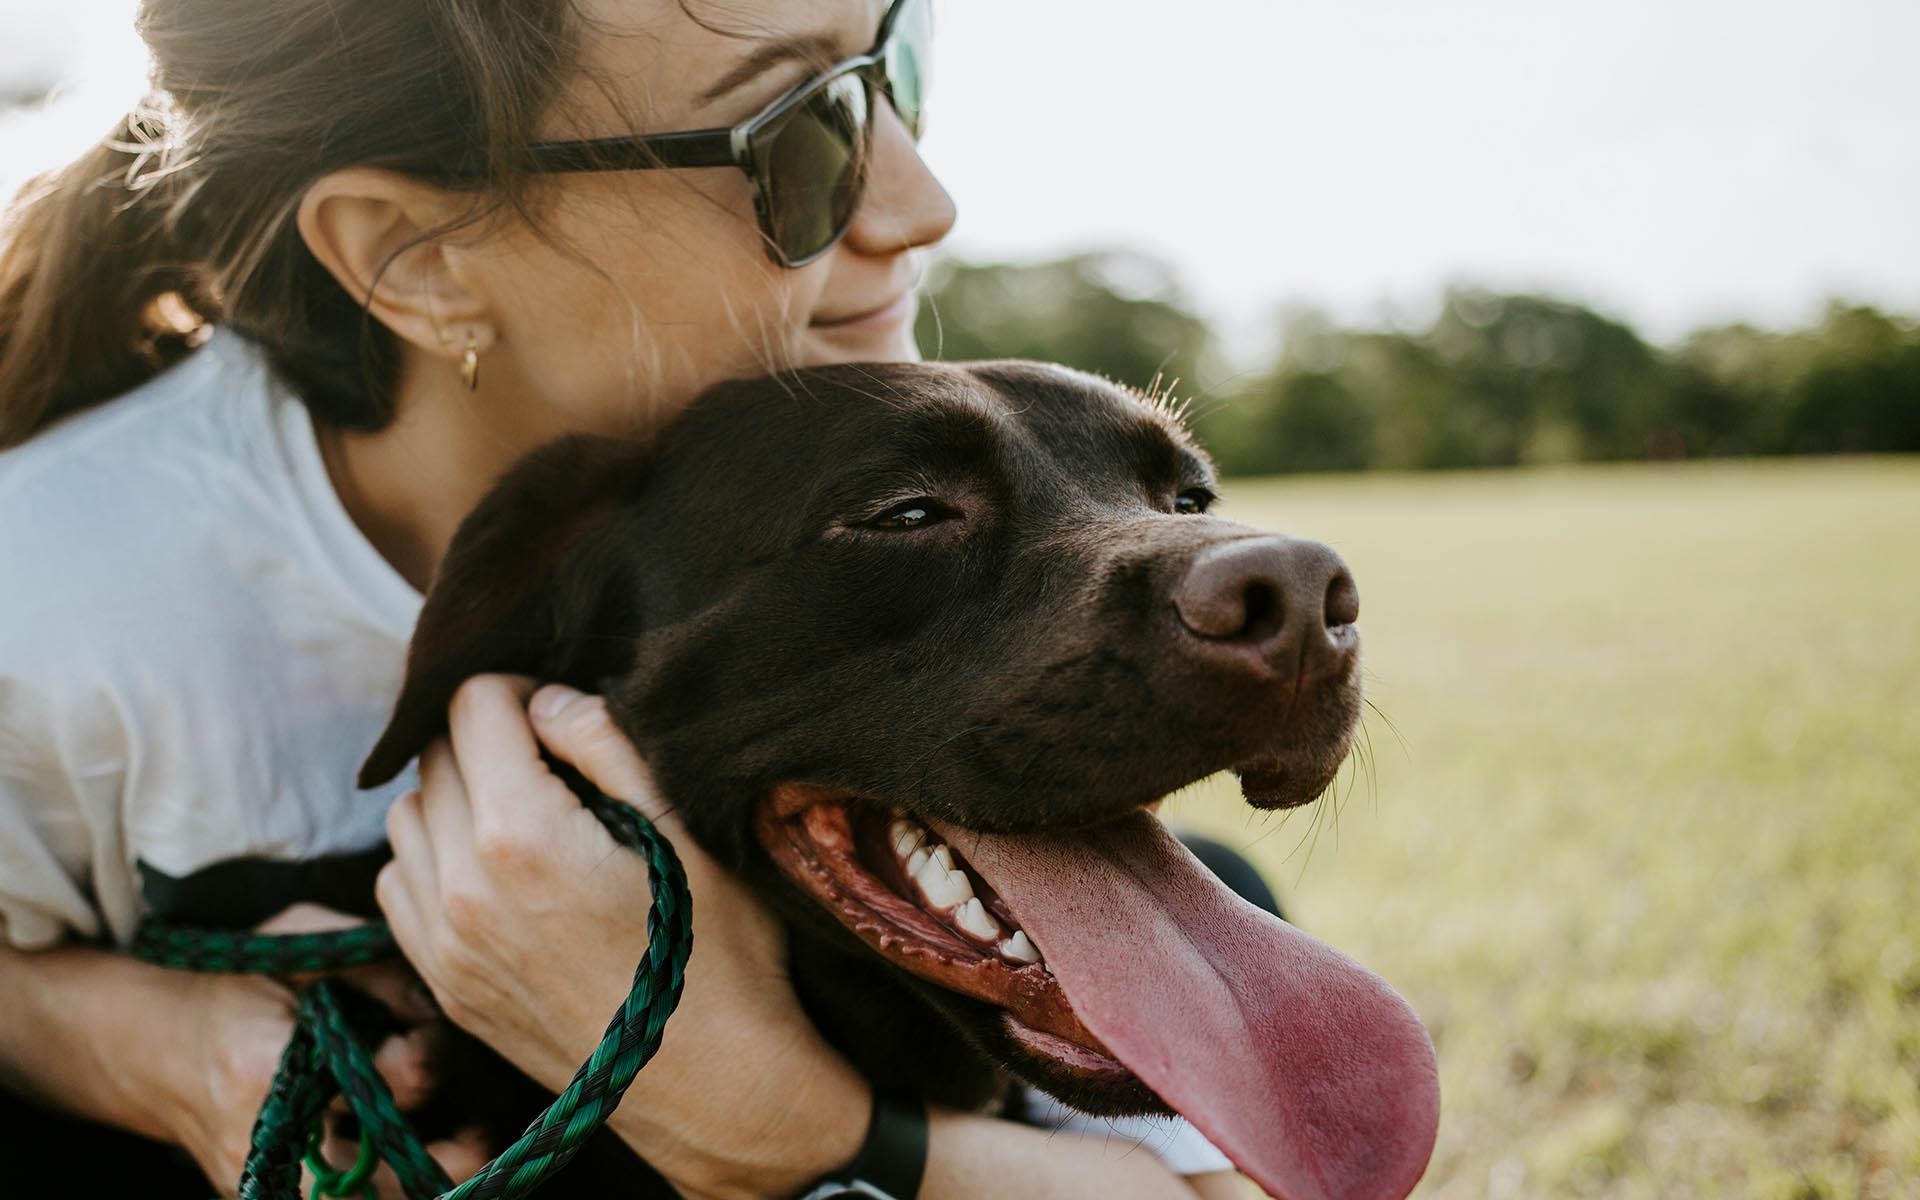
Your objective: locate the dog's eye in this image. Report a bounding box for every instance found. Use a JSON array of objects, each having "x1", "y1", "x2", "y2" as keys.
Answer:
[
  {"x1": 1174, "y1": 487, "x2": 1215, "y2": 515},
  {"x1": 867, "y1": 498, "x2": 946, "y2": 530}
]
